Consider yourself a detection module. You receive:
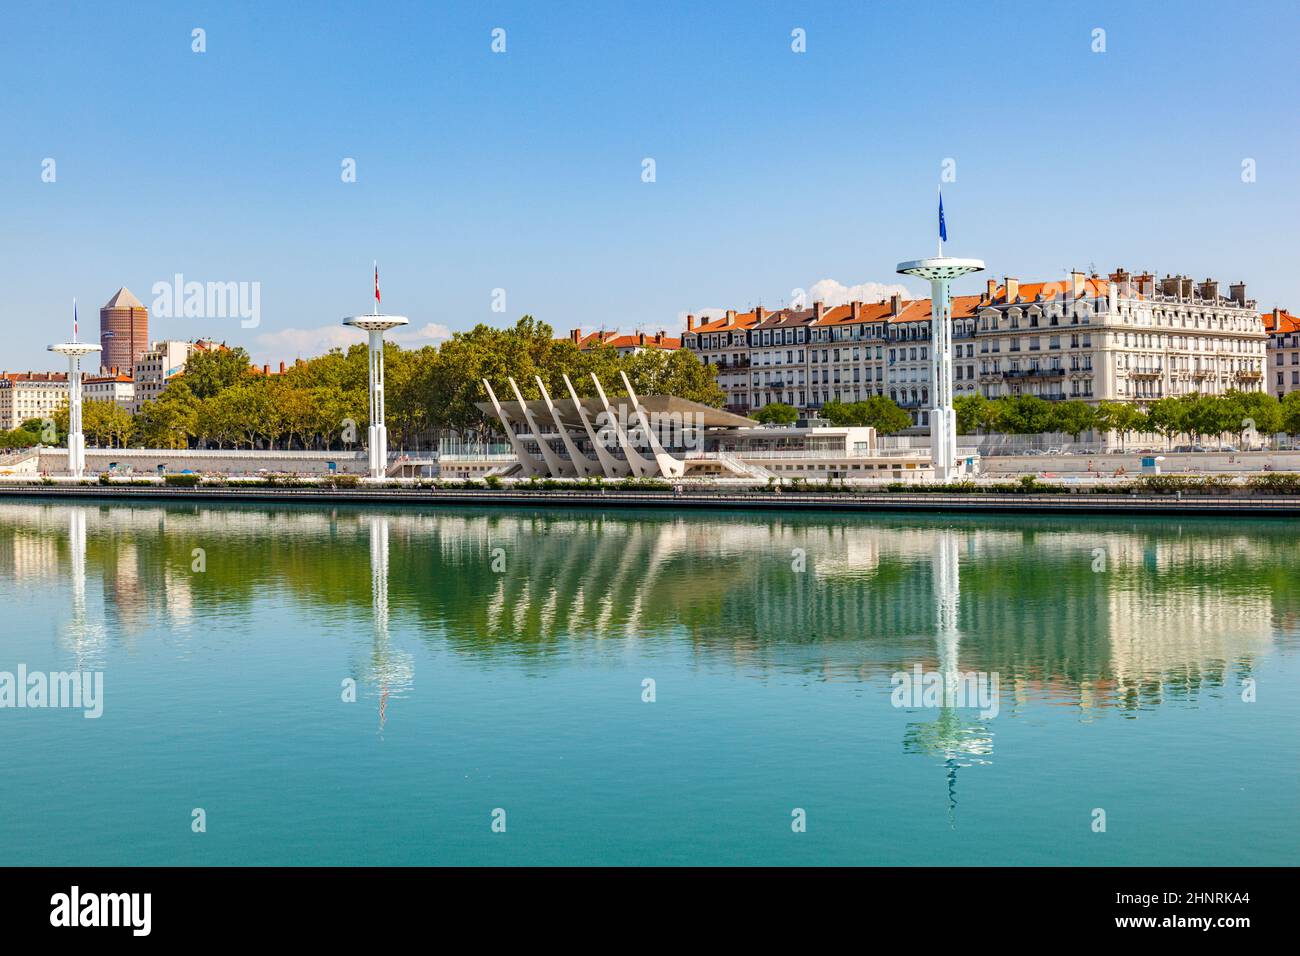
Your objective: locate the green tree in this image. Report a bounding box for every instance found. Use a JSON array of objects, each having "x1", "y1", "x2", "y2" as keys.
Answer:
[
  {"x1": 184, "y1": 346, "x2": 253, "y2": 399},
  {"x1": 998, "y1": 395, "x2": 1054, "y2": 434},
  {"x1": 1094, "y1": 401, "x2": 1147, "y2": 451},
  {"x1": 753, "y1": 402, "x2": 798, "y2": 425},
  {"x1": 133, "y1": 381, "x2": 199, "y2": 448},
  {"x1": 954, "y1": 394, "x2": 988, "y2": 434},
  {"x1": 1047, "y1": 399, "x2": 1097, "y2": 440},
  {"x1": 1145, "y1": 397, "x2": 1186, "y2": 448},
  {"x1": 622, "y1": 347, "x2": 724, "y2": 407},
  {"x1": 1281, "y1": 392, "x2": 1300, "y2": 436}
]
